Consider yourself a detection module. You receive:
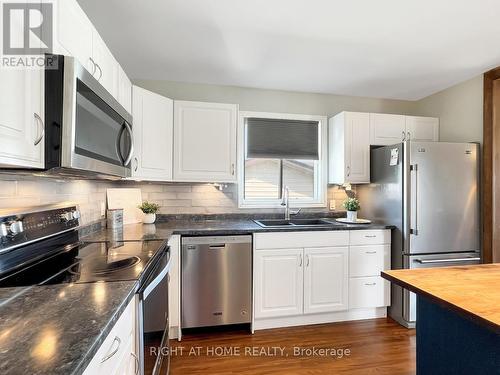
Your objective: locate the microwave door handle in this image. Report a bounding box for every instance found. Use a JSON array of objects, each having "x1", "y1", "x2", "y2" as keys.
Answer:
[
  {"x1": 123, "y1": 122, "x2": 134, "y2": 166},
  {"x1": 116, "y1": 124, "x2": 126, "y2": 164}
]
